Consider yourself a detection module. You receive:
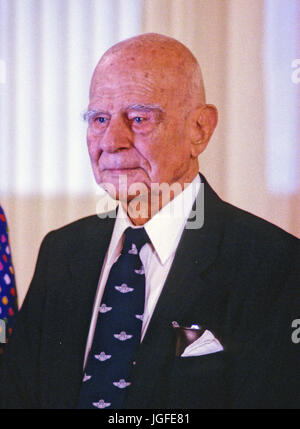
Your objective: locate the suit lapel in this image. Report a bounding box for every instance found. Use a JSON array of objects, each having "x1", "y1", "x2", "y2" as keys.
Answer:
[{"x1": 125, "y1": 178, "x2": 227, "y2": 408}]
